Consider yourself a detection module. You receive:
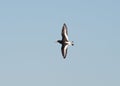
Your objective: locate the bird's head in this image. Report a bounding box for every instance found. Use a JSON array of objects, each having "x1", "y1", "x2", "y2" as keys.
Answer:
[{"x1": 56, "y1": 40, "x2": 62, "y2": 44}]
